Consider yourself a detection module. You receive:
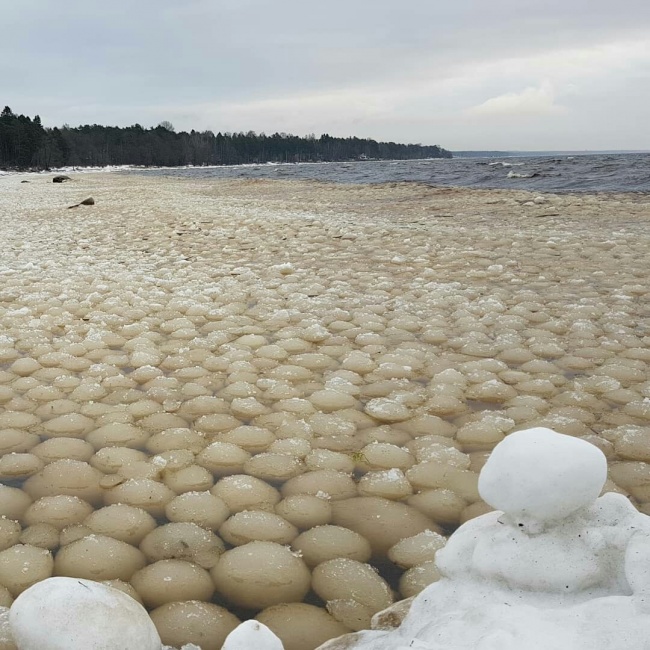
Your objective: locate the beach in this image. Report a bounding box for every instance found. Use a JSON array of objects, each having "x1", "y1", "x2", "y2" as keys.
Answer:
[{"x1": 0, "y1": 172, "x2": 649, "y2": 649}]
